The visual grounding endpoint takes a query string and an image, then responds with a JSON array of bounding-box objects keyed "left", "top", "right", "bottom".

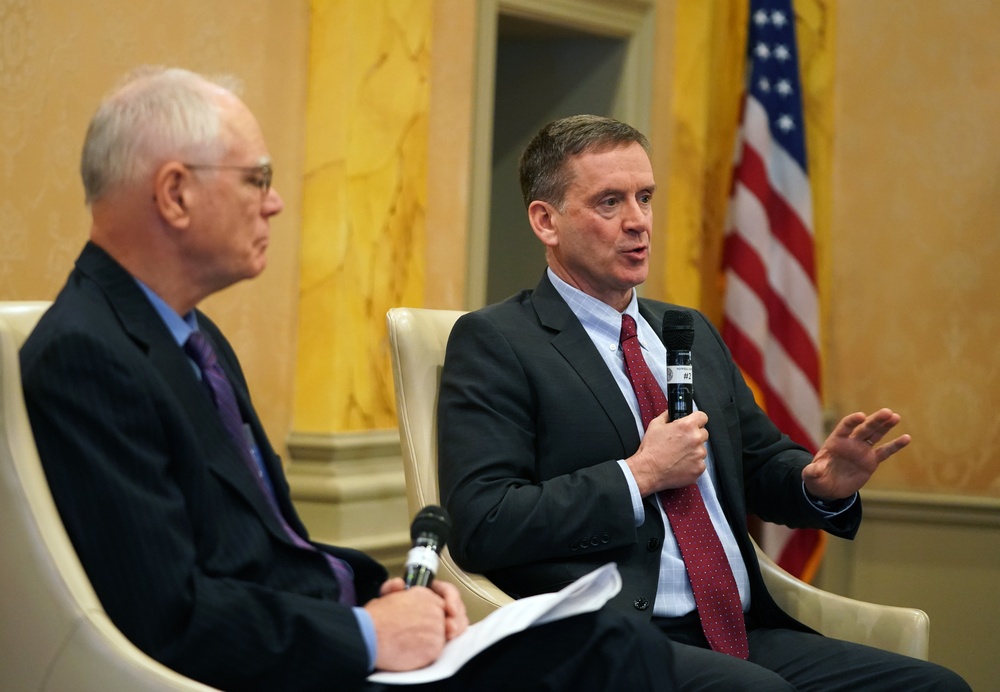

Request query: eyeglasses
[{"left": 184, "top": 162, "right": 273, "bottom": 193}]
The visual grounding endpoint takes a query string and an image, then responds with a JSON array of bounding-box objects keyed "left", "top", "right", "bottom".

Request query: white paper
[{"left": 367, "top": 562, "right": 622, "bottom": 685}]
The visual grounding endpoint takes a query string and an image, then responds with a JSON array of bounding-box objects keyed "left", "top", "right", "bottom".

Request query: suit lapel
[
  {"left": 76, "top": 243, "right": 298, "bottom": 544},
  {"left": 531, "top": 274, "right": 641, "bottom": 454}
]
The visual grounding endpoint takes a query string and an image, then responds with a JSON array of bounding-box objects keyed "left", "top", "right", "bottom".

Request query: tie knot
[
  {"left": 184, "top": 331, "right": 217, "bottom": 371},
  {"left": 620, "top": 314, "right": 638, "bottom": 344}
]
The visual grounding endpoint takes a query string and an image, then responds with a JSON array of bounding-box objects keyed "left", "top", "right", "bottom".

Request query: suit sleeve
[
  {"left": 438, "top": 311, "right": 638, "bottom": 575},
  {"left": 21, "top": 329, "right": 373, "bottom": 691}
]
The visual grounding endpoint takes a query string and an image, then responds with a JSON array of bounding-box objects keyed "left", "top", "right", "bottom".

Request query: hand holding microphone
[
  {"left": 625, "top": 310, "right": 706, "bottom": 496},
  {"left": 366, "top": 505, "right": 462, "bottom": 671}
]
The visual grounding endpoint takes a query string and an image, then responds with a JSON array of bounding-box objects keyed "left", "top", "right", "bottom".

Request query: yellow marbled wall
[
  {"left": 828, "top": 0, "right": 1000, "bottom": 497},
  {"left": 0, "top": 0, "right": 309, "bottom": 457},
  {"left": 293, "top": 0, "right": 429, "bottom": 434}
]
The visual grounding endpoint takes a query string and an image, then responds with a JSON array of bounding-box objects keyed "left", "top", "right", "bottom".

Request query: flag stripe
[
  {"left": 723, "top": 232, "right": 820, "bottom": 389},
  {"left": 733, "top": 128, "right": 815, "bottom": 282},
  {"left": 727, "top": 180, "right": 819, "bottom": 341},
  {"left": 722, "top": 321, "right": 817, "bottom": 452},
  {"left": 721, "top": 281, "right": 822, "bottom": 449},
  {"left": 740, "top": 97, "right": 813, "bottom": 231}
]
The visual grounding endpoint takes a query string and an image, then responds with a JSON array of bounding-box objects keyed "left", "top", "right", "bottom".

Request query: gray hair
[
  {"left": 518, "top": 114, "right": 650, "bottom": 210},
  {"left": 80, "top": 66, "right": 243, "bottom": 204}
]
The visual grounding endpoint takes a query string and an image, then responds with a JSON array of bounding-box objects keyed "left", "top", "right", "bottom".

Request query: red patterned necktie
[
  {"left": 185, "top": 331, "right": 356, "bottom": 606},
  {"left": 619, "top": 314, "right": 749, "bottom": 659}
]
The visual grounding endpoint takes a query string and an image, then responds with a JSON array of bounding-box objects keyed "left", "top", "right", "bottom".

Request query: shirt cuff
[
  {"left": 802, "top": 482, "right": 857, "bottom": 516},
  {"left": 353, "top": 606, "right": 377, "bottom": 671},
  {"left": 617, "top": 459, "right": 645, "bottom": 526}
]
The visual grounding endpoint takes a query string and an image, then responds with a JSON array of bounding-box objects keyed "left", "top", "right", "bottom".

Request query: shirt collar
[
  {"left": 133, "top": 279, "right": 199, "bottom": 347},
  {"left": 547, "top": 267, "right": 642, "bottom": 344}
]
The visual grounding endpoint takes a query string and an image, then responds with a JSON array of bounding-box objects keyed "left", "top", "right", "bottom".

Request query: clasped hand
[{"left": 364, "top": 578, "right": 469, "bottom": 672}]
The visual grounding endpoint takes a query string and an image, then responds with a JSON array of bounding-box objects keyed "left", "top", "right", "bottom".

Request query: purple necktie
[
  {"left": 620, "top": 314, "right": 748, "bottom": 659},
  {"left": 184, "top": 331, "right": 356, "bottom": 606}
]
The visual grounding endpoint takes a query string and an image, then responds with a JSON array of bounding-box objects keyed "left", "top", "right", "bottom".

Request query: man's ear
[
  {"left": 153, "top": 162, "right": 193, "bottom": 229},
  {"left": 528, "top": 200, "right": 560, "bottom": 248}
]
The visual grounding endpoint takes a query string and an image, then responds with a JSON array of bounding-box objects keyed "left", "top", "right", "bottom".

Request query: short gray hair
[
  {"left": 518, "top": 114, "right": 650, "bottom": 210},
  {"left": 80, "top": 66, "right": 242, "bottom": 204}
]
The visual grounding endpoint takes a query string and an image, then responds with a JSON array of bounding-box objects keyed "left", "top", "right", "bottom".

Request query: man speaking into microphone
[{"left": 437, "top": 114, "right": 968, "bottom": 689}]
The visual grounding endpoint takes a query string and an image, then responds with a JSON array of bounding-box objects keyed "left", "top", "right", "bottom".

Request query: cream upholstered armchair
[
  {"left": 0, "top": 302, "right": 216, "bottom": 690},
  {"left": 386, "top": 306, "right": 931, "bottom": 659},
  {"left": 387, "top": 307, "right": 512, "bottom": 624}
]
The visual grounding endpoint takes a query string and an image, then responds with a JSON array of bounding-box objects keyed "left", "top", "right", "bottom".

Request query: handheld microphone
[
  {"left": 662, "top": 310, "right": 694, "bottom": 422},
  {"left": 403, "top": 505, "right": 452, "bottom": 588}
]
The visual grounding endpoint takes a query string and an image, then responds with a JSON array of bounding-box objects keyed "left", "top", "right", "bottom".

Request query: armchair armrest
[{"left": 755, "top": 543, "right": 929, "bottom": 660}]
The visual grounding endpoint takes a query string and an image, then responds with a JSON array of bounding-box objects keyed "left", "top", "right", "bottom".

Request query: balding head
[{"left": 80, "top": 66, "right": 242, "bottom": 204}]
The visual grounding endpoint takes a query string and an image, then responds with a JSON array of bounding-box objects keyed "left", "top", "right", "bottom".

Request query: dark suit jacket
[
  {"left": 438, "top": 273, "right": 860, "bottom": 630},
  {"left": 21, "top": 242, "right": 387, "bottom": 691}
]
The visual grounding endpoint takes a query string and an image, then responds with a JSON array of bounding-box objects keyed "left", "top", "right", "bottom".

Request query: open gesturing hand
[{"left": 802, "top": 408, "right": 911, "bottom": 501}]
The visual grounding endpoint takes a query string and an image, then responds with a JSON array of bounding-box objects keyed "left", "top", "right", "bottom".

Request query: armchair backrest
[
  {"left": 387, "top": 307, "right": 514, "bottom": 622},
  {"left": 0, "top": 301, "right": 215, "bottom": 690}
]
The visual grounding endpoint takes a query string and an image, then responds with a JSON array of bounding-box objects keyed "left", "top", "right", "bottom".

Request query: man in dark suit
[
  {"left": 21, "top": 69, "right": 679, "bottom": 691},
  {"left": 438, "top": 114, "right": 969, "bottom": 690}
]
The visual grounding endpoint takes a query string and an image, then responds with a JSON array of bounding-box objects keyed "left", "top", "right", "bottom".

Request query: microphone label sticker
[
  {"left": 406, "top": 546, "right": 440, "bottom": 573},
  {"left": 666, "top": 365, "right": 692, "bottom": 384}
]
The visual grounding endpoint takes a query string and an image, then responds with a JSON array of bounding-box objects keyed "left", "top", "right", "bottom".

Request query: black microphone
[
  {"left": 662, "top": 310, "right": 694, "bottom": 422},
  {"left": 403, "top": 505, "right": 452, "bottom": 588}
]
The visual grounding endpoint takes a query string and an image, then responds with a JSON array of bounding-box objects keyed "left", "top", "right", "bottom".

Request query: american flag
[{"left": 722, "top": 0, "right": 825, "bottom": 580}]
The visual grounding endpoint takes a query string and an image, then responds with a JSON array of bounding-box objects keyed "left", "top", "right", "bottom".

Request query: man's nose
[
  {"left": 264, "top": 187, "right": 284, "bottom": 217},
  {"left": 622, "top": 198, "right": 651, "bottom": 232}
]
